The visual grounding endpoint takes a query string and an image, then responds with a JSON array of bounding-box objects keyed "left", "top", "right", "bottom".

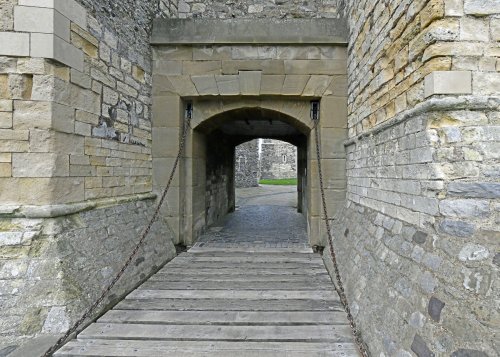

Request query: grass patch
[{"left": 259, "top": 178, "right": 297, "bottom": 185}]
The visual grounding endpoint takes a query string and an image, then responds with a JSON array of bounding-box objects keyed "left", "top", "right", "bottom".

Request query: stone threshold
[{"left": 0, "top": 192, "right": 157, "bottom": 219}]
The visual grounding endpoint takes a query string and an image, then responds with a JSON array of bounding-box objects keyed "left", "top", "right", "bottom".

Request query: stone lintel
[{"left": 151, "top": 19, "right": 348, "bottom": 45}]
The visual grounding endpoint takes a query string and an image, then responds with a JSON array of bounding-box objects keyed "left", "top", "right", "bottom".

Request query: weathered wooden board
[
  {"left": 116, "top": 298, "right": 343, "bottom": 311},
  {"left": 98, "top": 310, "right": 349, "bottom": 325},
  {"left": 127, "top": 289, "right": 338, "bottom": 301},
  {"left": 56, "top": 340, "right": 359, "bottom": 357},
  {"left": 140, "top": 280, "right": 331, "bottom": 290},
  {"left": 78, "top": 323, "right": 353, "bottom": 342}
]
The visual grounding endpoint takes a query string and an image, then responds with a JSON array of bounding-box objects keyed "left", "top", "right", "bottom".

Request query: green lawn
[{"left": 259, "top": 178, "right": 297, "bottom": 185}]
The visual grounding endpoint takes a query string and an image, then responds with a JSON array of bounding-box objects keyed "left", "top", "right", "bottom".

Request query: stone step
[
  {"left": 148, "top": 273, "right": 333, "bottom": 283},
  {"left": 164, "top": 261, "right": 325, "bottom": 269},
  {"left": 55, "top": 340, "right": 359, "bottom": 357},
  {"left": 175, "top": 253, "right": 323, "bottom": 263},
  {"left": 98, "top": 310, "right": 349, "bottom": 325}
]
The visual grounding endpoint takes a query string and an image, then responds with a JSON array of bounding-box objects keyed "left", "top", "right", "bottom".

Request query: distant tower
[{"left": 260, "top": 139, "right": 297, "bottom": 180}]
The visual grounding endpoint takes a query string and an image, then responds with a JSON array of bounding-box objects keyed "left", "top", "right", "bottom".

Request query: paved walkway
[
  {"left": 55, "top": 185, "right": 359, "bottom": 356},
  {"left": 196, "top": 185, "right": 308, "bottom": 247}
]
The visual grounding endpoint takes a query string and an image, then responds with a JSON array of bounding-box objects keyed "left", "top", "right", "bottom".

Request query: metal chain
[
  {"left": 313, "top": 121, "right": 370, "bottom": 357},
  {"left": 42, "top": 116, "right": 191, "bottom": 357}
]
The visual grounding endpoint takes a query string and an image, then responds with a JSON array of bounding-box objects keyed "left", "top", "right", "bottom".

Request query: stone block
[
  {"left": 154, "top": 46, "right": 193, "bottom": 60},
  {"left": 464, "top": 0, "right": 500, "bottom": 15},
  {"left": 281, "top": 75, "right": 309, "bottom": 95},
  {"left": 448, "top": 182, "right": 500, "bottom": 199},
  {"left": 284, "top": 60, "right": 345, "bottom": 75},
  {"left": 152, "top": 95, "right": 181, "bottom": 128},
  {"left": 152, "top": 127, "right": 180, "bottom": 158},
  {"left": 0, "top": 163, "right": 11, "bottom": 177},
  {"left": 492, "top": 19, "right": 500, "bottom": 42},
  {"left": 13, "top": 100, "right": 52, "bottom": 129},
  {"left": 323, "top": 75, "right": 347, "bottom": 96},
  {"left": 260, "top": 75, "right": 285, "bottom": 95},
  {"left": 31, "top": 33, "right": 84, "bottom": 71},
  {"left": 420, "top": 0, "right": 444, "bottom": 28},
  {"left": 320, "top": 97, "right": 347, "bottom": 128},
  {"left": 14, "top": 6, "right": 70, "bottom": 41},
  {"left": 239, "top": 71, "right": 261, "bottom": 95},
  {"left": 153, "top": 60, "right": 182, "bottom": 75},
  {"left": 222, "top": 60, "right": 285, "bottom": 75},
  {"left": 0, "top": 177, "right": 84, "bottom": 204},
  {"left": 153, "top": 158, "right": 179, "bottom": 188},
  {"left": 75, "top": 110, "right": 99, "bottom": 125},
  {"left": 0, "top": 129, "right": 29, "bottom": 141},
  {"left": 12, "top": 153, "right": 69, "bottom": 177},
  {"left": 439, "top": 219, "right": 476, "bottom": 237},
  {"left": 0, "top": 32, "right": 30, "bottom": 56},
  {"left": 183, "top": 61, "right": 221, "bottom": 75},
  {"left": 70, "top": 69, "right": 91, "bottom": 89},
  {"left": 439, "top": 199, "right": 490, "bottom": 218},
  {"left": 19, "top": 0, "right": 87, "bottom": 29},
  {"left": 193, "top": 46, "right": 232, "bottom": 60},
  {"left": 444, "top": 0, "right": 463, "bottom": 16},
  {"left": 302, "top": 75, "right": 333, "bottom": 96},
  {"left": 320, "top": 128, "right": 346, "bottom": 159},
  {"left": 424, "top": 71, "right": 472, "bottom": 97},
  {"left": 166, "top": 76, "right": 198, "bottom": 96},
  {"left": 215, "top": 75, "right": 240, "bottom": 95},
  {"left": 460, "top": 17, "right": 489, "bottom": 42},
  {"left": 0, "top": 112, "right": 12, "bottom": 128},
  {"left": 451, "top": 350, "right": 488, "bottom": 357},
  {"left": 0, "top": 153, "right": 11, "bottom": 162},
  {"left": 428, "top": 296, "right": 445, "bottom": 322},
  {"left": 191, "top": 75, "right": 219, "bottom": 95},
  {"left": 473, "top": 72, "right": 500, "bottom": 96}
]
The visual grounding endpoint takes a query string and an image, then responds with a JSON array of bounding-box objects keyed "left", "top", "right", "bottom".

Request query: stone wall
[
  {"left": 0, "top": 0, "right": 179, "bottom": 349},
  {"left": 260, "top": 139, "right": 297, "bottom": 180},
  {"left": 176, "top": 0, "right": 340, "bottom": 19},
  {"left": 0, "top": 195, "right": 176, "bottom": 350},
  {"left": 323, "top": 0, "right": 499, "bottom": 355},
  {"left": 235, "top": 139, "right": 260, "bottom": 188}
]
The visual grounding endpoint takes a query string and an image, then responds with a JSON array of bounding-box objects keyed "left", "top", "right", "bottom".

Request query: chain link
[
  {"left": 314, "top": 121, "right": 370, "bottom": 357},
  {"left": 42, "top": 116, "right": 191, "bottom": 357}
]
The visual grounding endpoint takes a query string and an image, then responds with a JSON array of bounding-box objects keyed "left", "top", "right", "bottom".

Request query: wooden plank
[
  {"left": 148, "top": 274, "right": 333, "bottom": 283},
  {"left": 154, "top": 267, "right": 328, "bottom": 275},
  {"left": 164, "top": 261, "right": 325, "bottom": 269},
  {"left": 98, "top": 310, "right": 350, "bottom": 325},
  {"left": 115, "top": 298, "right": 343, "bottom": 311},
  {"left": 173, "top": 255, "right": 324, "bottom": 264},
  {"left": 78, "top": 323, "right": 354, "bottom": 342},
  {"left": 188, "top": 247, "right": 313, "bottom": 253},
  {"left": 56, "top": 340, "right": 359, "bottom": 357},
  {"left": 126, "top": 289, "right": 338, "bottom": 301},
  {"left": 140, "top": 280, "right": 330, "bottom": 290},
  {"left": 182, "top": 251, "right": 319, "bottom": 258}
]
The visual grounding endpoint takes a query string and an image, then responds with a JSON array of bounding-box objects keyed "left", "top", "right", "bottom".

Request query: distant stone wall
[
  {"left": 0, "top": 195, "right": 176, "bottom": 349},
  {"left": 235, "top": 139, "right": 260, "bottom": 188},
  {"left": 260, "top": 139, "right": 297, "bottom": 180},
  {"left": 324, "top": 0, "right": 500, "bottom": 356}
]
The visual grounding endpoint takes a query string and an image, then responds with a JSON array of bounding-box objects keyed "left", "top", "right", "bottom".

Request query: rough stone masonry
[{"left": 0, "top": 0, "right": 498, "bottom": 356}]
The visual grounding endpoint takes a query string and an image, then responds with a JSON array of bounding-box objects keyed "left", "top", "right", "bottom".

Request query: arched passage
[{"left": 184, "top": 103, "right": 310, "bottom": 245}]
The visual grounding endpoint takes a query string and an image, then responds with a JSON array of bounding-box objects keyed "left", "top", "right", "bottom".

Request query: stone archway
[{"left": 150, "top": 19, "right": 348, "bottom": 247}]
